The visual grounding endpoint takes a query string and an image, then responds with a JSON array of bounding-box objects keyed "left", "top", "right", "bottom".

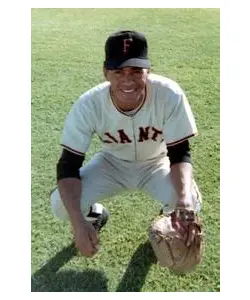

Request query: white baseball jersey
[{"left": 61, "top": 73, "right": 198, "bottom": 161}]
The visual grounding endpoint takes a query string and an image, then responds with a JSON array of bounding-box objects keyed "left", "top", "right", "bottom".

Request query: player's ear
[{"left": 103, "top": 67, "right": 108, "bottom": 80}]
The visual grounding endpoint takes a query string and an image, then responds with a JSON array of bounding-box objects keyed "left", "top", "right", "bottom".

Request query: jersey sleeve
[
  {"left": 163, "top": 91, "right": 198, "bottom": 146},
  {"left": 61, "top": 97, "right": 95, "bottom": 155}
]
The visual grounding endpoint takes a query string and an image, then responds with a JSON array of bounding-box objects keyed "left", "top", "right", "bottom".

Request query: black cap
[{"left": 104, "top": 30, "right": 151, "bottom": 70}]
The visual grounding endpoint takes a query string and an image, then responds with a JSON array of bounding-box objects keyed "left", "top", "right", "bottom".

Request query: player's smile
[
  {"left": 114, "top": 84, "right": 145, "bottom": 108},
  {"left": 116, "top": 87, "right": 141, "bottom": 105},
  {"left": 117, "top": 86, "right": 141, "bottom": 100},
  {"left": 120, "top": 89, "right": 135, "bottom": 93}
]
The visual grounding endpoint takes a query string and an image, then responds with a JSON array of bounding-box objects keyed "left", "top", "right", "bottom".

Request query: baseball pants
[{"left": 51, "top": 152, "right": 202, "bottom": 220}]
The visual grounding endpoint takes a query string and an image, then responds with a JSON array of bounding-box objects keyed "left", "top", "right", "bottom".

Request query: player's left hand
[{"left": 149, "top": 209, "right": 204, "bottom": 273}]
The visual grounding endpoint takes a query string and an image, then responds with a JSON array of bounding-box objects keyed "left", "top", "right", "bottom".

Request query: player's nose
[{"left": 120, "top": 74, "right": 135, "bottom": 85}]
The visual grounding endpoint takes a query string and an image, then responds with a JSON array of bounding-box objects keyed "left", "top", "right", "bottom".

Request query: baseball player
[{"left": 50, "top": 30, "right": 202, "bottom": 258}]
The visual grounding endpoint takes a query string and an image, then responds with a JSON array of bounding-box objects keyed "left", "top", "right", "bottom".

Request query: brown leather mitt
[{"left": 148, "top": 208, "right": 204, "bottom": 274}]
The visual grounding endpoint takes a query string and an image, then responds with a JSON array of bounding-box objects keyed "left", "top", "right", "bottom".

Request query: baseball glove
[{"left": 148, "top": 208, "right": 204, "bottom": 274}]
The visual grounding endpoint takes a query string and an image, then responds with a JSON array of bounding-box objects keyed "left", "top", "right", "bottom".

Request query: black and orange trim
[
  {"left": 61, "top": 144, "right": 85, "bottom": 156},
  {"left": 166, "top": 133, "right": 198, "bottom": 147}
]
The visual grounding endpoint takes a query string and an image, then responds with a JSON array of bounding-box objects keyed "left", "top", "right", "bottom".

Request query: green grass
[{"left": 31, "top": 8, "right": 220, "bottom": 292}]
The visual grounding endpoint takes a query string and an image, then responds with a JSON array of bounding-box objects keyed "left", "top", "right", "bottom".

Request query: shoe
[{"left": 86, "top": 203, "right": 110, "bottom": 232}]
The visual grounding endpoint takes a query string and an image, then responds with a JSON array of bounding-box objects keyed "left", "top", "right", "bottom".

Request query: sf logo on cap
[{"left": 123, "top": 38, "right": 133, "bottom": 54}]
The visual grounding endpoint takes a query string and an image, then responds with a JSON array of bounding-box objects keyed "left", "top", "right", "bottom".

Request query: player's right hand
[{"left": 73, "top": 220, "right": 100, "bottom": 257}]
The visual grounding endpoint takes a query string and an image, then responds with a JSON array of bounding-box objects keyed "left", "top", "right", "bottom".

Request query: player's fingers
[
  {"left": 89, "top": 228, "right": 100, "bottom": 251},
  {"left": 186, "top": 224, "right": 196, "bottom": 247},
  {"left": 75, "top": 238, "right": 95, "bottom": 257},
  {"left": 74, "top": 229, "right": 98, "bottom": 257}
]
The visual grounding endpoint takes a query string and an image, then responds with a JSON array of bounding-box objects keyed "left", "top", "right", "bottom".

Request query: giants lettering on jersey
[{"left": 103, "top": 126, "right": 163, "bottom": 144}]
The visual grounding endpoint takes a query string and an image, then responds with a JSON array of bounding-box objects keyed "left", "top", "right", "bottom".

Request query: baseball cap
[{"left": 104, "top": 30, "right": 151, "bottom": 70}]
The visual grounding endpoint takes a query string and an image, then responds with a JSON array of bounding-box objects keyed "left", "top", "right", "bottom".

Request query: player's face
[{"left": 105, "top": 67, "right": 149, "bottom": 110}]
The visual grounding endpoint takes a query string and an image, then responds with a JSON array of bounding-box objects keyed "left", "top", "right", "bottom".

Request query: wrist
[
  {"left": 69, "top": 211, "right": 86, "bottom": 227},
  {"left": 176, "top": 194, "right": 193, "bottom": 209}
]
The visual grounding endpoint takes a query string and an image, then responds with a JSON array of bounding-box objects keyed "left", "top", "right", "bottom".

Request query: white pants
[{"left": 51, "top": 152, "right": 202, "bottom": 220}]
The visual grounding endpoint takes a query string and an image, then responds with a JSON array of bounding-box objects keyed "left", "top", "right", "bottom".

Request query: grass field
[{"left": 31, "top": 8, "right": 220, "bottom": 292}]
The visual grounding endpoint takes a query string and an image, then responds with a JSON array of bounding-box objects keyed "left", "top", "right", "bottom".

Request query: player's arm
[
  {"left": 163, "top": 85, "right": 198, "bottom": 209},
  {"left": 167, "top": 140, "right": 193, "bottom": 209},
  {"left": 57, "top": 95, "right": 94, "bottom": 225},
  {"left": 57, "top": 148, "right": 86, "bottom": 226}
]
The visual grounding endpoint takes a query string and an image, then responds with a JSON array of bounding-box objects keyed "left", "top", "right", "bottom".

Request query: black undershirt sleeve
[
  {"left": 166, "top": 139, "right": 192, "bottom": 166},
  {"left": 56, "top": 148, "right": 85, "bottom": 181}
]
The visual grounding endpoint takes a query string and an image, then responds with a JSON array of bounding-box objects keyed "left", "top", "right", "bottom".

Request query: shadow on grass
[
  {"left": 31, "top": 242, "right": 108, "bottom": 292},
  {"left": 116, "top": 240, "right": 157, "bottom": 292}
]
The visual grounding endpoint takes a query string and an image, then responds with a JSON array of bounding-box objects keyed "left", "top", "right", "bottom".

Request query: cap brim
[{"left": 105, "top": 58, "right": 151, "bottom": 69}]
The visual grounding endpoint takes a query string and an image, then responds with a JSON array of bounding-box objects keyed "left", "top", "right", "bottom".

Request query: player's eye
[{"left": 134, "top": 69, "right": 143, "bottom": 73}]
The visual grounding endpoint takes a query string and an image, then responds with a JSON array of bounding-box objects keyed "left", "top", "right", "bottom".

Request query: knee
[{"left": 50, "top": 187, "right": 69, "bottom": 221}]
